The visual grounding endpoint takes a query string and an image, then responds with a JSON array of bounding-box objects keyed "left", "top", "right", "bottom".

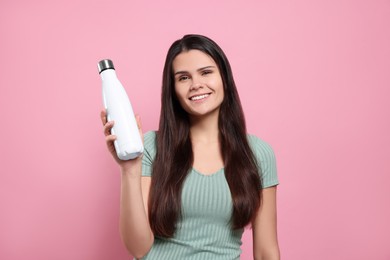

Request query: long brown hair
[{"left": 149, "top": 34, "right": 262, "bottom": 237}]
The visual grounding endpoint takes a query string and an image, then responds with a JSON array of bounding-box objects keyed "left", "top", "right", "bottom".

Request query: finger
[
  {"left": 103, "top": 121, "right": 114, "bottom": 136},
  {"left": 105, "top": 134, "right": 117, "bottom": 143},
  {"left": 135, "top": 114, "right": 142, "bottom": 130},
  {"left": 135, "top": 115, "right": 144, "bottom": 141},
  {"left": 105, "top": 135, "right": 117, "bottom": 153},
  {"left": 100, "top": 109, "right": 107, "bottom": 126}
]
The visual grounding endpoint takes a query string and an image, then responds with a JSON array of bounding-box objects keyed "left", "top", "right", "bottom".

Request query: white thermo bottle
[{"left": 98, "top": 59, "right": 143, "bottom": 160}]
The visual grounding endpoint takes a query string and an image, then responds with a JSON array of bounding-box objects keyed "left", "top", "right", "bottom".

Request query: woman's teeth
[{"left": 190, "top": 94, "right": 210, "bottom": 101}]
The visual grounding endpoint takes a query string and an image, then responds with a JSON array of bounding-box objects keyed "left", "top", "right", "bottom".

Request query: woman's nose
[{"left": 190, "top": 78, "right": 203, "bottom": 90}]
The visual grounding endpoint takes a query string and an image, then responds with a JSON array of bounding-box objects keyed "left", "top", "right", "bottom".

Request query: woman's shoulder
[
  {"left": 142, "top": 131, "right": 157, "bottom": 177},
  {"left": 144, "top": 130, "right": 157, "bottom": 140},
  {"left": 143, "top": 131, "right": 157, "bottom": 148},
  {"left": 247, "top": 134, "right": 275, "bottom": 155},
  {"left": 247, "top": 133, "right": 279, "bottom": 188}
]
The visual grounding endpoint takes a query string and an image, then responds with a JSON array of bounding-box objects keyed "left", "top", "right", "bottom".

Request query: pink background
[{"left": 1, "top": 0, "right": 389, "bottom": 259}]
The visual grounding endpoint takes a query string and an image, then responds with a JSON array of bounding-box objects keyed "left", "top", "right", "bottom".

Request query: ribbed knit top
[{"left": 138, "top": 131, "right": 279, "bottom": 260}]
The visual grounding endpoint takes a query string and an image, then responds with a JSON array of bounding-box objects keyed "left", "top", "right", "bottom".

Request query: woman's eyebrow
[
  {"left": 197, "top": 66, "right": 215, "bottom": 71},
  {"left": 174, "top": 66, "right": 216, "bottom": 76}
]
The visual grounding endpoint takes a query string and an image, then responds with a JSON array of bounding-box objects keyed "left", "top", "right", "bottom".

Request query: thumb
[{"left": 135, "top": 114, "right": 144, "bottom": 142}]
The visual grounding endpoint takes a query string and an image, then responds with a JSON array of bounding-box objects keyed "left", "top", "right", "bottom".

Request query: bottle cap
[{"left": 97, "top": 59, "right": 115, "bottom": 74}]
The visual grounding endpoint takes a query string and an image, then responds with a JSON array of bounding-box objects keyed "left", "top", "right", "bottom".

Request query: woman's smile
[{"left": 189, "top": 93, "right": 211, "bottom": 102}]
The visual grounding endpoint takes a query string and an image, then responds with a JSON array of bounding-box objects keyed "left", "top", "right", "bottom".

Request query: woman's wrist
[{"left": 120, "top": 165, "right": 142, "bottom": 179}]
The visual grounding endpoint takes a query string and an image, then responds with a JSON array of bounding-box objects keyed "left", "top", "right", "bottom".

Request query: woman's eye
[
  {"left": 178, "top": 75, "right": 189, "bottom": 81},
  {"left": 201, "top": 70, "right": 212, "bottom": 76}
]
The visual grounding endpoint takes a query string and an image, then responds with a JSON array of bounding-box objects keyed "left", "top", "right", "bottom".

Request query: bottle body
[{"left": 100, "top": 68, "right": 143, "bottom": 160}]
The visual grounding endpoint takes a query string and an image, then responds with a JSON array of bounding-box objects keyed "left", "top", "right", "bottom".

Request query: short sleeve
[
  {"left": 247, "top": 135, "right": 279, "bottom": 189},
  {"left": 142, "top": 131, "right": 157, "bottom": 177}
]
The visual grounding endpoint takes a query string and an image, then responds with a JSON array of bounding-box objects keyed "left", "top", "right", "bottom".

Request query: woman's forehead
[{"left": 173, "top": 50, "right": 217, "bottom": 73}]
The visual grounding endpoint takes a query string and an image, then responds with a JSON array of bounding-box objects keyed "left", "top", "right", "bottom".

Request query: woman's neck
[{"left": 189, "top": 111, "right": 220, "bottom": 144}]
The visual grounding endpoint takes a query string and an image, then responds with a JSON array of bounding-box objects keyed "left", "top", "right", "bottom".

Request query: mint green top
[{"left": 139, "top": 131, "right": 279, "bottom": 260}]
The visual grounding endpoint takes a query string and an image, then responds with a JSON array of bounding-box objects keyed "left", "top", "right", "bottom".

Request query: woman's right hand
[{"left": 100, "top": 109, "right": 143, "bottom": 175}]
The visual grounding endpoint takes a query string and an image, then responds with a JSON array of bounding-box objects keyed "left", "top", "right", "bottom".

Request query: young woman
[{"left": 101, "top": 34, "right": 280, "bottom": 259}]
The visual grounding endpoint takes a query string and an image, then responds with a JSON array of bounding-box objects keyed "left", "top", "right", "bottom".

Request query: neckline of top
[{"left": 191, "top": 167, "right": 224, "bottom": 177}]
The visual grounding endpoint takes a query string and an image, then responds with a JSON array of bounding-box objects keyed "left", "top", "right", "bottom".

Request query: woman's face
[{"left": 172, "top": 49, "right": 224, "bottom": 119}]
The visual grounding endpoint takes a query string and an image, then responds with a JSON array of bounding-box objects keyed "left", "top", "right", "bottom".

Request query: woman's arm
[
  {"left": 252, "top": 186, "right": 280, "bottom": 260},
  {"left": 101, "top": 110, "right": 154, "bottom": 258},
  {"left": 119, "top": 173, "right": 154, "bottom": 259}
]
